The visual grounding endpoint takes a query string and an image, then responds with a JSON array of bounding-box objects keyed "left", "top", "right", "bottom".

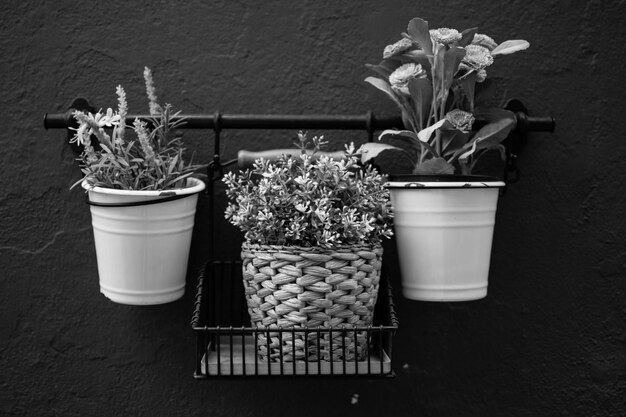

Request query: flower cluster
[
  {"left": 70, "top": 67, "right": 201, "bottom": 190},
  {"left": 364, "top": 17, "right": 529, "bottom": 175},
  {"left": 223, "top": 133, "right": 394, "bottom": 248}
]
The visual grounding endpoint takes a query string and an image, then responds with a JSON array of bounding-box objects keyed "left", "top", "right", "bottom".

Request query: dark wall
[{"left": 1, "top": 1, "right": 624, "bottom": 416}]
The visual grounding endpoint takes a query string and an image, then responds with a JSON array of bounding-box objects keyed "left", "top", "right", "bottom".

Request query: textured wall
[{"left": 1, "top": 1, "right": 624, "bottom": 416}]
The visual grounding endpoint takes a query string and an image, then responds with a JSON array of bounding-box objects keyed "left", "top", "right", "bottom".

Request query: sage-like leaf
[
  {"left": 457, "top": 71, "right": 477, "bottom": 111},
  {"left": 447, "top": 114, "right": 514, "bottom": 163},
  {"left": 491, "top": 40, "right": 530, "bottom": 56},
  {"left": 413, "top": 157, "right": 455, "bottom": 175},
  {"left": 458, "top": 27, "right": 478, "bottom": 47},
  {"left": 366, "top": 58, "right": 403, "bottom": 78},
  {"left": 364, "top": 76, "right": 401, "bottom": 106},
  {"left": 443, "top": 46, "right": 467, "bottom": 91},
  {"left": 380, "top": 58, "right": 403, "bottom": 73},
  {"left": 458, "top": 140, "right": 477, "bottom": 160},
  {"left": 417, "top": 119, "right": 446, "bottom": 142},
  {"left": 408, "top": 77, "right": 433, "bottom": 130},
  {"left": 365, "top": 63, "right": 394, "bottom": 79},
  {"left": 402, "top": 50, "right": 432, "bottom": 72},
  {"left": 406, "top": 18, "right": 433, "bottom": 56},
  {"left": 378, "top": 129, "right": 419, "bottom": 143},
  {"left": 441, "top": 129, "right": 471, "bottom": 156},
  {"left": 360, "top": 142, "right": 403, "bottom": 164},
  {"left": 472, "top": 117, "right": 516, "bottom": 151},
  {"left": 475, "top": 107, "right": 517, "bottom": 124},
  {"left": 474, "top": 78, "right": 496, "bottom": 107}
]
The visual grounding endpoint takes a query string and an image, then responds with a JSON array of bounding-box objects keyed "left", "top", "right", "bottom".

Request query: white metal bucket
[
  {"left": 387, "top": 176, "right": 504, "bottom": 302},
  {"left": 83, "top": 177, "right": 205, "bottom": 305}
]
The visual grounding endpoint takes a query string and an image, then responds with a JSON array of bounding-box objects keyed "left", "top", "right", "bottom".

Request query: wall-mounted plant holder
[{"left": 44, "top": 101, "right": 554, "bottom": 376}]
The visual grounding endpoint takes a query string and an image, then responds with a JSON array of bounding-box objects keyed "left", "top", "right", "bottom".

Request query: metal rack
[
  {"left": 192, "top": 260, "right": 398, "bottom": 377},
  {"left": 44, "top": 98, "right": 555, "bottom": 184},
  {"left": 44, "top": 99, "right": 555, "bottom": 378},
  {"left": 193, "top": 130, "right": 401, "bottom": 378}
]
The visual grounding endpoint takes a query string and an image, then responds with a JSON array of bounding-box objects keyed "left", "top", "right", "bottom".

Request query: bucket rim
[
  {"left": 82, "top": 176, "right": 206, "bottom": 196},
  {"left": 83, "top": 177, "right": 206, "bottom": 208},
  {"left": 386, "top": 174, "right": 505, "bottom": 189}
]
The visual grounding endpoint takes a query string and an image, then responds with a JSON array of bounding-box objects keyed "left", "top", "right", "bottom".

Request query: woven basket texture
[{"left": 241, "top": 243, "right": 383, "bottom": 362}]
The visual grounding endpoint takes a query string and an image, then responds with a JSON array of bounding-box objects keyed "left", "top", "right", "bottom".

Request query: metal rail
[
  {"left": 43, "top": 105, "right": 555, "bottom": 135},
  {"left": 43, "top": 97, "right": 555, "bottom": 184}
]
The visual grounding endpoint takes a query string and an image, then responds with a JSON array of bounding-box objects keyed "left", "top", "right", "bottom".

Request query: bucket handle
[{"left": 86, "top": 192, "right": 197, "bottom": 208}]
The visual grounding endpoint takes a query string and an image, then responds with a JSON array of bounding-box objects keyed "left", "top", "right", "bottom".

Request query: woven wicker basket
[{"left": 240, "top": 243, "right": 383, "bottom": 362}]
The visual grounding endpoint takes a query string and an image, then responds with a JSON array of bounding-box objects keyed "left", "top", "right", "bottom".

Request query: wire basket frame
[
  {"left": 187, "top": 115, "right": 400, "bottom": 377},
  {"left": 192, "top": 260, "right": 398, "bottom": 377}
]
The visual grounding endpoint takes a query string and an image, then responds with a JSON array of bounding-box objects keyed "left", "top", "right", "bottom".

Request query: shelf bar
[
  {"left": 43, "top": 112, "right": 398, "bottom": 131},
  {"left": 43, "top": 111, "right": 555, "bottom": 134}
]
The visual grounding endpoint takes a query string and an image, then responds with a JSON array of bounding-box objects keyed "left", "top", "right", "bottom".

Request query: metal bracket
[
  {"left": 503, "top": 99, "right": 555, "bottom": 185},
  {"left": 44, "top": 98, "right": 96, "bottom": 156}
]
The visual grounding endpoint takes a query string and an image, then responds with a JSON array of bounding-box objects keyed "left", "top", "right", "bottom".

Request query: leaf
[
  {"left": 474, "top": 78, "right": 496, "bottom": 107},
  {"left": 458, "top": 140, "right": 478, "bottom": 160},
  {"left": 365, "top": 76, "right": 417, "bottom": 129},
  {"left": 379, "top": 58, "right": 403, "bottom": 73},
  {"left": 364, "top": 76, "right": 402, "bottom": 107},
  {"left": 491, "top": 40, "right": 530, "bottom": 56},
  {"left": 378, "top": 129, "right": 420, "bottom": 143},
  {"left": 417, "top": 119, "right": 446, "bottom": 142},
  {"left": 408, "top": 77, "right": 433, "bottom": 130},
  {"left": 432, "top": 46, "right": 446, "bottom": 95},
  {"left": 400, "top": 50, "right": 432, "bottom": 72},
  {"left": 413, "top": 157, "right": 455, "bottom": 175},
  {"left": 443, "top": 46, "right": 466, "bottom": 91},
  {"left": 365, "top": 59, "right": 401, "bottom": 78},
  {"left": 163, "top": 172, "right": 195, "bottom": 189},
  {"left": 448, "top": 109, "right": 516, "bottom": 162},
  {"left": 472, "top": 117, "right": 516, "bottom": 151},
  {"left": 457, "top": 71, "right": 477, "bottom": 111},
  {"left": 406, "top": 18, "right": 433, "bottom": 56},
  {"left": 365, "top": 63, "right": 394, "bottom": 79},
  {"left": 401, "top": 112, "right": 414, "bottom": 131},
  {"left": 495, "top": 144, "right": 507, "bottom": 161},
  {"left": 474, "top": 107, "right": 517, "bottom": 123},
  {"left": 441, "top": 129, "right": 471, "bottom": 155},
  {"left": 458, "top": 27, "right": 478, "bottom": 47},
  {"left": 99, "top": 142, "right": 113, "bottom": 154},
  {"left": 167, "top": 153, "right": 179, "bottom": 176},
  {"left": 360, "top": 142, "right": 402, "bottom": 164},
  {"left": 378, "top": 129, "right": 424, "bottom": 157}
]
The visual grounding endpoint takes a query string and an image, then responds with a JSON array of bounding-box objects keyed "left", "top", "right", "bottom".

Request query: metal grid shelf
[{"left": 191, "top": 261, "right": 398, "bottom": 378}]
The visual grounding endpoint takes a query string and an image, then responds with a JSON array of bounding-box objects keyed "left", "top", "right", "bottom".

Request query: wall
[{"left": 1, "top": 1, "right": 624, "bottom": 416}]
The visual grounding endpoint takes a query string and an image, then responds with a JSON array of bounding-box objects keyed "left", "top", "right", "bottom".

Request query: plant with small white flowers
[
  {"left": 223, "top": 132, "right": 394, "bottom": 248},
  {"left": 363, "top": 17, "right": 529, "bottom": 175},
  {"left": 70, "top": 67, "right": 202, "bottom": 190}
]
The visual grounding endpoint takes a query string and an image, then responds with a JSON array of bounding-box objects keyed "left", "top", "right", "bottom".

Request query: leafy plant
[
  {"left": 70, "top": 67, "right": 202, "bottom": 190},
  {"left": 223, "top": 132, "right": 394, "bottom": 247},
  {"left": 363, "top": 17, "right": 529, "bottom": 175}
]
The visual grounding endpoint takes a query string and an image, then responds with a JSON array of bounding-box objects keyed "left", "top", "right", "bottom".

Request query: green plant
[
  {"left": 70, "top": 67, "right": 201, "bottom": 190},
  {"left": 363, "top": 17, "right": 529, "bottom": 175},
  {"left": 223, "top": 133, "right": 394, "bottom": 247}
]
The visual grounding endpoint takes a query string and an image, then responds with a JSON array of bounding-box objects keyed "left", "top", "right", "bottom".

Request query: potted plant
[
  {"left": 70, "top": 67, "right": 205, "bottom": 305},
  {"left": 363, "top": 17, "right": 529, "bottom": 301},
  {"left": 222, "top": 132, "right": 393, "bottom": 362}
]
